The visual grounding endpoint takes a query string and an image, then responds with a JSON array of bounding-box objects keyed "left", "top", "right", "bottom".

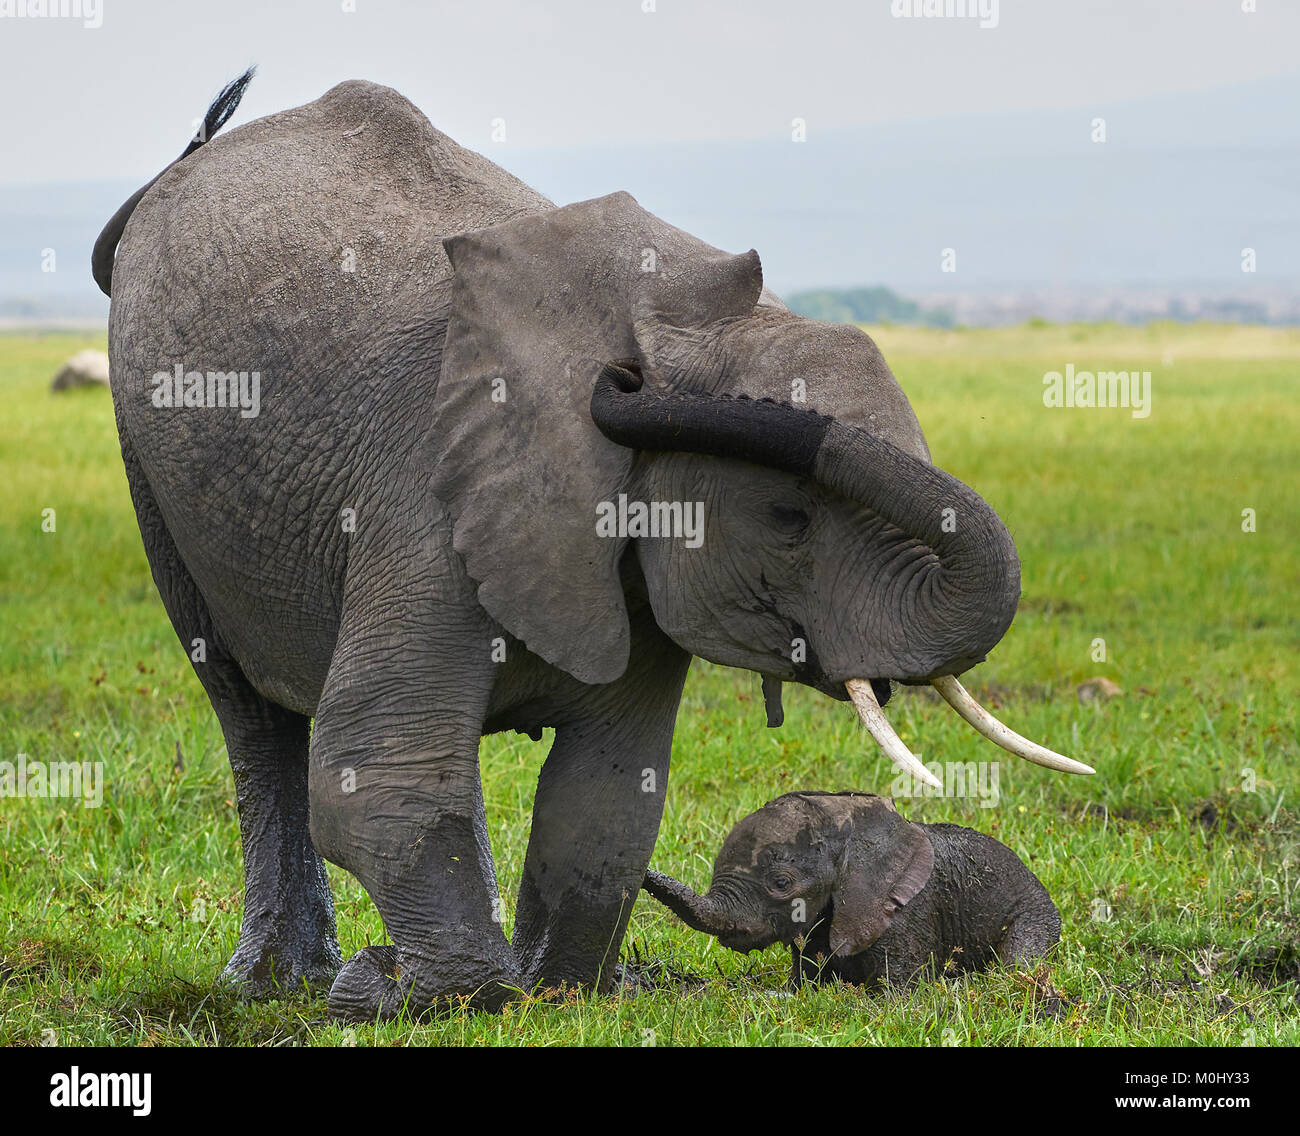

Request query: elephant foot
[
  {"left": 327, "top": 945, "right": 521, "bottom": 1021},
  {"left": 219, "top": 925, "right": 343, "bottom": 999}
]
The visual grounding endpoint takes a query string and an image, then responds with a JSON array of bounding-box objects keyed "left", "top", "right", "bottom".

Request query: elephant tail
[{"left": 92, "top": 67, "right": 256, "bottom": 297}]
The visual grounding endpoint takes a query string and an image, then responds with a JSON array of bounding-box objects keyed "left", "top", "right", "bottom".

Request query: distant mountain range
[
  {"left": 3, "top": 73, "right": 1297, "bottom": 325},
  {"left": 783, "top": 283, "right": 1300, "bottom": 328}
]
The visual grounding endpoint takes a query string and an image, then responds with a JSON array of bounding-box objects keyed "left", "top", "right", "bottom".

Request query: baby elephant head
[{"left": 644, "top": 792, "right": 934, "bottom": 957}]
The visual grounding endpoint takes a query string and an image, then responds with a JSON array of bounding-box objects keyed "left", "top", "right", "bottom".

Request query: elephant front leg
[
  {"left": 512, "top": 653, "right": 690, "bottom": 994},
  {"left": 311, "top": 727, "right": 519, "bottom": 1018},
  {"left": 308, "top": 611, "right": 519, "bottom": 1019}
]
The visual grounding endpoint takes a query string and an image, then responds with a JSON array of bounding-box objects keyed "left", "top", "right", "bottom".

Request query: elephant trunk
[
  {"left": 592, "top": 366, "right": 1091, "bottom": 781},
  {"left": 642, "top": 870, "right": 741, "bottom": 939},
  {"left": 589, "top": 363, "right": 1019, "bottom": 678},
  {"left": 813, "top": 419, "right": 1020, "bottom": 673}
]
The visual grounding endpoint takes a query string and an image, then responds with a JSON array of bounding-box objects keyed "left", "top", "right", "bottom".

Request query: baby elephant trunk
[{"left": 642, "top": 870, "right": 740, "bottom": 938}]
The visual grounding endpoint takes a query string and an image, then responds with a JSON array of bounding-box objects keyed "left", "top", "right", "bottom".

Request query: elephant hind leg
[
  {"left": 995, "top": 904, "right": 1061, "bottom": 968},
  {"left": 118, "top": 423, "right": 341, "bottom": 996},
  {"left": 216, "top": 703, "right": 343, "bottom": 995}
]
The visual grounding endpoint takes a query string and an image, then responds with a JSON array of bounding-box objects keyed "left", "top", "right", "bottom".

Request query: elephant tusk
[
  {"left": 930, "top": 675, "right": 1096, "bottom": 775},
  {"left": 845, "top": 679, "right": 942, "bottom": 789}
]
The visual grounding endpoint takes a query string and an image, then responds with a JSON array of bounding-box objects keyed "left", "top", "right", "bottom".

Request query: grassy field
[{"left": 1, "top": 324, "right": 1297, "bottom": 1046}]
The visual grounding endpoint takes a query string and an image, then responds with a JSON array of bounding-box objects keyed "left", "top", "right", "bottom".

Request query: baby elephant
[{"left": 643, "top": 791, "right": 1059, "bottom": 988}]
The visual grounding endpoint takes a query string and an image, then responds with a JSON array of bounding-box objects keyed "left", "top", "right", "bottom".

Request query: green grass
[{"left": 1, "top": 324, "right": 1297, "bottom": 1046}]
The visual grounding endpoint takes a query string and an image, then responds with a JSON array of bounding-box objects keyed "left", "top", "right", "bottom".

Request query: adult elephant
[{"left": 92, "top": 73, "right": 1090, "bottom": 1019}]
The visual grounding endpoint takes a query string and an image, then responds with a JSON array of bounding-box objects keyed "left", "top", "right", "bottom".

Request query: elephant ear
[
  {"left": 432, "top": 192, "right": 763, "bottom": 683},
  {"left": 828, "top": 796, "right": 935, "bottom": 957}
]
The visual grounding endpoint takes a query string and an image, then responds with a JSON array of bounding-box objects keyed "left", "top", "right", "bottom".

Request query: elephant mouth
[
  {"left": 716, "top": 928, "right": 777, "bottom": 953},
  {"left": 811, "top": 671, "right": 893, "bottom": 708}
]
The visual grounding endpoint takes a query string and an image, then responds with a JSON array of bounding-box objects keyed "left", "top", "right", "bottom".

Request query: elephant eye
[
  {"left": 768, "top": 503, "right": 810, "bottom": 534},
  {"left": 771, "top": 873, "right": 796, "bottom": 893}
]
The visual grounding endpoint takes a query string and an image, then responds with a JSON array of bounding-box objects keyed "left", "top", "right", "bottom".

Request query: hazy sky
[{"left": 2, "top": 0, "right": 1298, "bottom": 184}]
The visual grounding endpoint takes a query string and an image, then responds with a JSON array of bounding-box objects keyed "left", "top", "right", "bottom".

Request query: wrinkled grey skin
[
  {"left": 95, "top": 78, "right": 1025, "bottom": 1019},
  {"left": 643, "top": 792, "right": 1059, "bottom": 987}
]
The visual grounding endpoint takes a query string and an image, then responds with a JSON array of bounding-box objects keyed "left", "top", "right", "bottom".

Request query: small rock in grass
[
  {"left": 1076, "top": 676, "right": 1123, "bottom": 703},
  {"left": 50, "top": 349, "right": 110, "bottom": 392}
]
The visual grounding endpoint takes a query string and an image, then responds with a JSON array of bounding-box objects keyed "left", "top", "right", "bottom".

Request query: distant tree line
[{"left": 785, "top": 286, "right": 956, "bottom": 327}]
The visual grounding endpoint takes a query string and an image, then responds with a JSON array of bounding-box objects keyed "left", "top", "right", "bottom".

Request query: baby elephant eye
[{"left": 771, "top": 873, "right": 796, "bottom": 893}]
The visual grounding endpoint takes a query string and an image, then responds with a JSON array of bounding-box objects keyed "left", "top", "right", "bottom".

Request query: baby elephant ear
[{"left": 829, "top": 797, "right": 935, "bottom": 957}]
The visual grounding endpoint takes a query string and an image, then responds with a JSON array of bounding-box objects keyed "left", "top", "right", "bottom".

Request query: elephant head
[
  {"left": 432, "top": 191, "right": 1090, "bottom": 781},
  {"left": 642, "top": 792, "right": 933, "bottom": 956}
]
